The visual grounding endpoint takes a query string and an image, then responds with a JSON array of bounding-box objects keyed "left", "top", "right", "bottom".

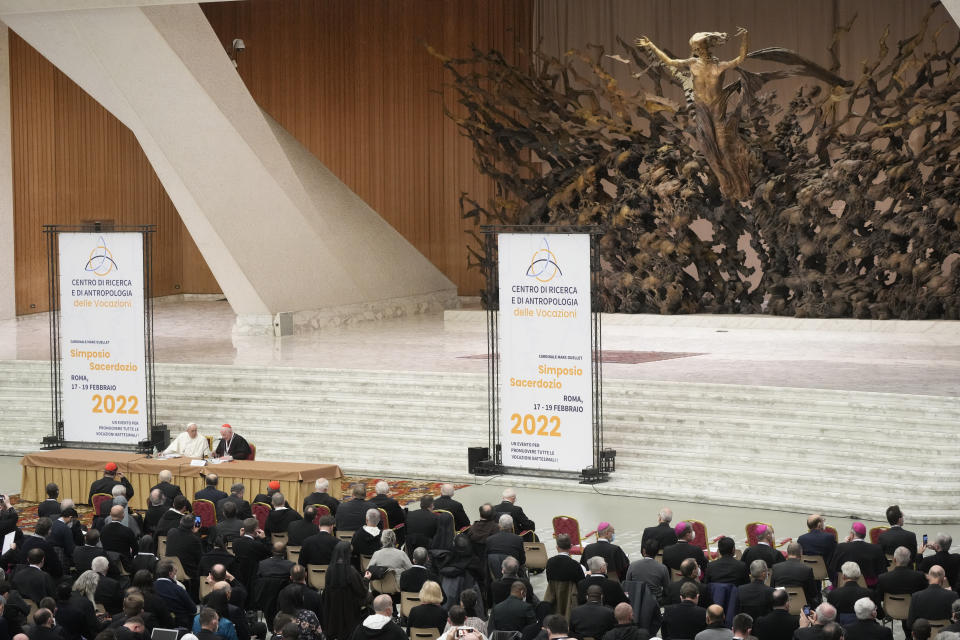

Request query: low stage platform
[
  {"left": 1, "top": 300, "right": 958, "bottom": 523},
  {"left": 20, "top": 448, "right": 343, "bottom": 510}
]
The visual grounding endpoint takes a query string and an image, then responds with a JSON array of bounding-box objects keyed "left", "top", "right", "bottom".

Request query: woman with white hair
[
  {"left": 64, "top": 570, "right": 100, "bottom": 640},
  {"left": 366, "top": 529, "right": 412, "bottom": 579}
]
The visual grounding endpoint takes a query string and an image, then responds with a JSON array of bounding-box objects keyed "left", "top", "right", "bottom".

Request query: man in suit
[
  {"left": 830, "top": 523, "right": 887, "bottom": 588},
  {"left": 466, "top": 503, "right": 500, "bottom": 547},
  {"left": 742, "top": 526, "right": 785, "bottom": 571},
  {"left": 155, "top": 495, "right": 191, "bottom": 539},
  {"left": 739, "top": 560, "right": 775, "bottom": 620},
  {"left": 493, "top": 488, "right": 536, "bottom": 535},
  {"left": 940, "top": 601, "right": 960, "bottom": 635},
  {"left": 88, "top": 462, "right": 135, "bottom": 504},
  {"left": 154, "top": 560, "right": 197, "bottom": 628},
  {"left": 878, "top": 506, "right": 918, "bottom": 568},
  {"left": 91, "top": 555, "right": 124, "bottom": 615},
  {"left": 433, "top": 483, "right": 470, "bottom": 531},
  {"left": 73, "top": 529, "right": 107, "bottom": 574},
  {"left": 143, "top": 490, "right": 168, "bottom": 536},
  {"left": 399, "top": 547, "right": 440, "bottom": 594},
  {"left": 666, "top": 558, "right": 711, "bottom": 606},
  {"left": 662, "top": 581, "right": 708, "bottom": 640},
  {"left": 258, "top": 541, "right": 295, "bottom": 577},
  {"left": 773, "top": 543, "right": 820, "bottom": 606},
  {"left": 50, "top": 507, "right": 78, "bottom": 558},
  {"left": 11, "top": 548, "right": 55, "bottom": 603},
  {"left": 200, "top": 540, "right": 237, "bottom": 578},
  {"left": 195, "top": 474, "right": 228, "bottom": 504},
  {"left": 827, "top": 562, "right": 877, "bottom": 618},
  {"left": 28, "top": 608, "right": 61, "bottom": 640},
  {"left": 150, "top": 470, "right": 182, "bottom": 504},
  {"left": 101, "top": 506, "right": 138, "bottom": 561},
  {"left": 578, "top": 556, "right": 628, "bottom": 607},
  {"left": 642, "top": 507, "right": 679, "bottom": 552},
  {"left": 489, "top": 581, "right": 537, "bottom": 632},
  {"left": 753, "top": 588, "right": 799, "bottom": 640},
  {"left": 287, "top": 506, "right": 319, "bottom": 546},
  {"left": 547, "top": 534, "right": 587, "bottom": 583},
  {"left": 605, "top": 602, "right": 652, "bottom": 640},
  {"left": 486, "top": 514, "right": 527, "bottom": 567},
  {"left": 265, "top": 492, "right": 302, "bottom": 536},
  {"left": 626, "top": 538, "right": 671, "bottom": 604},
  {"left": 369, "top": 481, "right": 406, "bottom": 531},
  {"left": 490, "top": 556, "right": 536, "bottom": 605},
  {"left": 301, "top": 478, "right": 339, "bottom": 516},
  {"left": 18, "top": 518, "right": 62, "bottom": 579},
  {"left": 876, "top": 546, "right": 927, "bottom": 601},
  {"left": 405, "top": 495, "right": 439, "bottom": 553},
  {"left": 571, "top": 585, "right": 618, "bottom": 640},
  {"left": 213, "top": 424, "right": 252, "bottom": 460},
  {"left": 232, "top": 517, "right": 271, "bottom": 589},
  {"left": 798, "top": 515, "right": 837, "bottom": 564},
  {"left": 212, "top": 501, "right": 244, "bottom": 543},
  {"left": 919, "top": 534, "right": 960, "bottom": 588},
  {"left": 908, "top": 565, "right": 959, "bottom": 630},
  {"left": 794, "top": 604, "right": 837, "bottom": 640},
  {"left": 165, "top": 514, "right": 203, "bottom": 579},
  {"left": 335, "top": 483, "right": 375, "bottom": 533},
  {"left": 581, "top": 522, "right": 630, "bottom": 581},
  {"left": 706, "top": 537, "right": 749, "bottom": 586},
  {"left": 664, "top": 522, "right": 708, "bottom": 574},
  {"left": 217, "top": 483, "right": 253, "bottom": 521},
  {"left": 37, "top": 484, "right": 60, "bottom": 519},
  {"left": 844, "top": 597, "right": 892, "bottom": 640},
  {"left": 298, "top": 515, "right": 338, "bottom": 568}
]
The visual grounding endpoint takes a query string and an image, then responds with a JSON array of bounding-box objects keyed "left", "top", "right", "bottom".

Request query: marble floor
[{"left": 1, "top": 299, "right": 959, "bottom": 395}]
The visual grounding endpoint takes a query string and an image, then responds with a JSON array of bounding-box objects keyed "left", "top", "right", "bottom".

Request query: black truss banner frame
[
  {"left": 478, "top": 225, "right": 609, "bottom": 483},
  {"left": 44, "top": 224, "right": 158, "bottom": 453}
]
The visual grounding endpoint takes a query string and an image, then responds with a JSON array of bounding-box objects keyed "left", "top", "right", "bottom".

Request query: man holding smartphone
[{"left": 0, "top": 494, "right": 18, "bottom": 538}]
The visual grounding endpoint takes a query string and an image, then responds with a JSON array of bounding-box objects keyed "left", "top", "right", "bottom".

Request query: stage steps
[{"left": 1, "top": 360, "right": 959, "bottom": 522}]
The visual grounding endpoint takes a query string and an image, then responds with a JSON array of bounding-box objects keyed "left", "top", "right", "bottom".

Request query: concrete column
[{"left": 0, "top": 22, "right": 15, "bottom": 320}]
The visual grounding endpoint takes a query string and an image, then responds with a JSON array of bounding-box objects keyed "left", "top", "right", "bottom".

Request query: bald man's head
[
  {"left": 110, "top": 505, "right": 125, "bottom": 520},
  {"left": 586, "top": 585, "right": 604, "bottom": 603},
  {"left": 707, "top": 605, "right": 724, "bottom": 624}
]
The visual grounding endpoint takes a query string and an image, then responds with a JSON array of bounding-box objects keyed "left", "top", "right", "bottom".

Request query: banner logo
[
  {"left": 84, "top": 236, "right": 119, "bottom": 277},
  {"left": 525, "top": 238, "right": 563, "bottom": 282}
]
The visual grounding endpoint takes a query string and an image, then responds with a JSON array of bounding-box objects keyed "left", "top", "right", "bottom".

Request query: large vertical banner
[
  {"left": 59, "top": 233, "right": 148, "bottom": 444},
  {"left": 498, "top": 233, "right": 592, "bottom": 472}
]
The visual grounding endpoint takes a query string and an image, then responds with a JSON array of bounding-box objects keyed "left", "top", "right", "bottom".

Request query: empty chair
[
  {"left": 409, "top": 628, "right": 440, "bottom": 640},
  {"left": 306, "top": 564, "right": 328, "bottom": 591}
]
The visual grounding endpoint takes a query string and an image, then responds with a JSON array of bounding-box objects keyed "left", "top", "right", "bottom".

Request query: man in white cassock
[{"left": 163, "top": 423, "right": 210, "bottom": 458}]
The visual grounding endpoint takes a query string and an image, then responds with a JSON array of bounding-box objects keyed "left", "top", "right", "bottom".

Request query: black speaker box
[{"left": 468, "top": 446, "right": 489, "bottom": 474}]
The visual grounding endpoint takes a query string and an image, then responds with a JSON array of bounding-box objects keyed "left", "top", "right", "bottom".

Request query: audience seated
[
  {"left": 752, "top": 588, "right": 799, "bottom": 640},
  {"left": 335, "top": 484, "right": 376, "bottom": 534},
  {"left": 843, "top": 597, "right": 892, "bottom": 640},
  {"left": 877, "top": 506, "right": 918, "bottom": 567},
  {"left": 666, "top": 557, "right": 711, "bottom": 606},
  {"left": 908, "top": 566, "right": 959, "bottom": 631},
  {"left": 19, "top": 519, "right": 62, "bottom": 579},
  {"left": 302, "top": 478, "right": 339, "bottom": 516},
  {"left": 625, "top": 538, "right": 670, "bottom": 604},
  {"left": 741, "top": 526, "right": 785, "bottom": 571},
  {"left": 369, "top": 481, "right": 406, "bottom": 532},
  {"left": 830, "top": 524, "right": 887, "bottom": 587},
  {"left": 439, "top": 603, "right": 487, "bottom": 640},
  {"left": 433, "top": 484, "right": 469, "bottom": 531},
  {"left": 493, "top": 489, "right": 536, "bottom": 535},
  {"left": 489, "top": 581, "right": 536, "bottom": 633},
  {"left": 695, "top": 605, "right": 733, "bottom": 640},
  {"left": 407, "top": 581, "right": 447, "bottom": 633},
  {"left": 405, "top": 495, "right": 439, "bottom": 554},
  {"left": 367, "top": 529, "right": 411, "bottom": 579},
  {"left": 664, "top": 521, "right": 708, "bottom": 574},
  {"left": 259, "top": 541, "right": 295, "bottom": 578},
  {"left": 350, "top": 593, "right": 406, "bottom": 640},
  {"left": 265, "top": 492, "right": 303, "bottom": 536},
  {"left": 706, "top": 537, "right": 749, "bottom": 586},
  {"left": 232, "top": 517, "right": 271, "bottom": 588},
  {"left": 466, "top": 504, "right": 499, "bottom": 547},
  {"left": 156, "top": 495, "right": 192, "bottom": 539},
  {"left": 12, "top": 548, "right": 55, "bottom": 603},
  {"left": 571, "top": 584, "right": 618, "bottom": 640},
  {"left": 795, "top": 604, "right": 837, "bottom": 640},
  {"left": 876, "top": 546, "right": 926, "bottom": 602},
  {"left": 738, "top": 560, "right": 775, "bottom": 620},
  {"left": 166, "top": 513, "right": 204, "bottom": 579},
  {"left": 827, "top": 562, "right": 877, "bottom": 621},
  {"left": 89, "top": 463, "right": 135, "bottom": 505},
  {"left": 919, "top": 534, "right": 960, "bottom": 589},
  {"left": 91, "top": 555, "right": 124, "bottom": 615},
  {"left": 350, "top": 509, "right": 383, "bottom": 566},
  {"left": 322, "top": 540, "right": 367, "bottom": 640},
  {"left": 36, "top": 485, "right": 60, "bottom": 519},
  {"left": 581, "top": 522, "right": 630, "bottom": 582},
  {"left": 604, "top": 601, "right": 651, "bottom": 640},
  {"left": 491, "top": 556, "right": 535, "bottom": 606},
  {"left": 797, "top": 515, "right": 837, "bottom": 562},
  {"left": 443, "top": 591, "right": 488, "bottom": 637},
  {"left": 212, "top": 501, "right": 244, "bottom": 544},
  {"left": 662, "top": 581, "right": 708, "bottom": 640},
  {"left": 399, "top": 547, "right": 440, "bottom": 595},
  {"left": 485, "top": 514, "right": 527, "bottom": 569},
  {"left": 149, "top": 470, "right": 181, "bottom": 504},
  {"left": 287, "top": 506, "right": 319, "bottom": 546},
  {"left": 218, "top": 483, "right": 253, "bottom": 521},
  {"left": 547, "top": 534, "right": 587, "bottom": 583},
  {"left": 578, "top": 556, "right": 628, "bottom": 607},
  {"left": 772, "top": 542, "right": 820, "bottom": 606},
  {"left": 298, "top": 515, "right": 339, "bottom": 568},
  {"left": 195, "top": 474, "right": 229, "bottom": 505},
  {"left": 641, "top": 508, "right": 678, "bottom": 551}
]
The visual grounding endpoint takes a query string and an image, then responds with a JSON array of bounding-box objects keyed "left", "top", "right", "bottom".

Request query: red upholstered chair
[
  {"left": 194, "top": 499, "right": 217, "bottom": 528},
  {"left": 688, "top": 519, "right": 719, "bottom": 560},
  {"left": 378, "top": 507, "right": 390, "bottom": 529},
  {"left": 247, "top": 443, "right": 256, "bottom": 461},
  {"left": 310, "top": 504, "right": 331, "bottom": 524},
  {"left": 91, "top": 493, "right": 112, "bottom": 514},
  {"left": 825, "top": 526, "right": 839, "bottom": 541},
  {"left": 252, "top": 502, "right": 270, "bottom": 530},
  {"left": 552, "top": 516, "right": 596, "bottom": 555},
  {"left": 745, "top": 521, "right": 793, "bottom": 556},
  {"left": 869, "top": 526, "right": 888, "bottom": 545}
]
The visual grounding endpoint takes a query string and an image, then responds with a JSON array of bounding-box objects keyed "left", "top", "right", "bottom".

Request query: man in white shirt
[{"left": 163, "top": 423, "right": 209, "bottom": 458}]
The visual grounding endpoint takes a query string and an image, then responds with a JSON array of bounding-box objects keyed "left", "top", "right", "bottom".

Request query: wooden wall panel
[
  {"left": 9, "top": 33, "right": 221, "bottom": 316},
  {"left": 201, "top": 0, "right": 534, "bottom": 298}
]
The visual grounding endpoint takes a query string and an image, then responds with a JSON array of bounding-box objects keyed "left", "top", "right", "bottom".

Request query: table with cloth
[{"left": 20, "top": 449, "right": 343, "bottom": 510}]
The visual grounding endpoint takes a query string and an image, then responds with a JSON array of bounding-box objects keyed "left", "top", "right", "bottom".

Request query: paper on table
[
  {"left": 2, "top": 531, "right": 14, "bottom": 554},
  {"left": 189, "top": 459, "right": 206, "bottom": 467}
]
